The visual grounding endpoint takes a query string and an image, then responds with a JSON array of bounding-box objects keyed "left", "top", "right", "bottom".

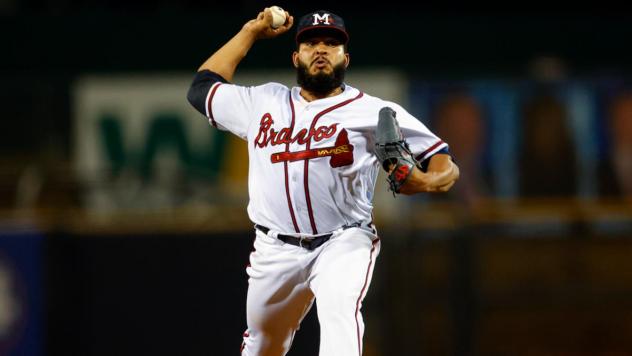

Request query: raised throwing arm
[{"left": 196, "top": 8, "right": 294, "bottom": 81}]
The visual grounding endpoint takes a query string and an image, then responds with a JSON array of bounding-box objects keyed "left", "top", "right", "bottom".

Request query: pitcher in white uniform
[{"left": 187, "top": 8, "right": 460, "bottom": 356}]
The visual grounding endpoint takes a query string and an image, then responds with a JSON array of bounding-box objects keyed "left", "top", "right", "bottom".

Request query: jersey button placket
[
  {"left": 291, "top": 170, "right": 299, "bottom": 211},
  {"left": 286, "top": 142, "right": 304, "bottom": 230},
  {"left": 291, "top": 130, "right": 310, "bottom": 231}
]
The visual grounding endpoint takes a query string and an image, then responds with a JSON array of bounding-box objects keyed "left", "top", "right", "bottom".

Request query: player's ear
[
  {"left": 344, "top": 53, "right": 350, "bottom": 68},
  {"left": 292, "top": 51, "right": 299, "bottom": 68}
]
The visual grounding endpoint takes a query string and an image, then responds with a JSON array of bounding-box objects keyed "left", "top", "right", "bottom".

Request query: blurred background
[{"left": 2, "top": 1, "right": 632, "bottom": 355}]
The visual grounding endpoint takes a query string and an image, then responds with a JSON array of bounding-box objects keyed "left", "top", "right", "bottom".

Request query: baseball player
[{"left": 187, "top": 8, "right": 459, "bottom": 356}]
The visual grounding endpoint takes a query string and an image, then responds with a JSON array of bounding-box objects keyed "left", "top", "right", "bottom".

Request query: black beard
[{"left": 296, "top": 60, "right": 346, "bottom": 95}]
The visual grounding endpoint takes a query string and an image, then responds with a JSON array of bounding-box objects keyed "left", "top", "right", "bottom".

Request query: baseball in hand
[{"left": 269, "top": 6, "right": 287, "bottom": 28}]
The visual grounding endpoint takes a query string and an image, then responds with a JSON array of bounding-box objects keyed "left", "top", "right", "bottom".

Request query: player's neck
[{"left": 299, "top": 86, "right": 344, "bottom": 102}]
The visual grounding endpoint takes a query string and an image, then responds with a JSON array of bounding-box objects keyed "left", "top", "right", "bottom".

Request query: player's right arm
[
  {"left": 186, "top": 8, "right": 293, "bottom": 138},
  {"left": 197, "top": 8, "right": 293, "bottom": 81}
]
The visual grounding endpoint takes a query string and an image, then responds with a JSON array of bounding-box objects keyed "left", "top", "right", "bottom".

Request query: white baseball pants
[{"left": 240, "top": 226, "right": 380, "bottom": 356}]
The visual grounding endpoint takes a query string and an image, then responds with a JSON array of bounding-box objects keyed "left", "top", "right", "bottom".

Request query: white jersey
[{"left": 204, "top": 82, "right": 447, "bottom": 235}]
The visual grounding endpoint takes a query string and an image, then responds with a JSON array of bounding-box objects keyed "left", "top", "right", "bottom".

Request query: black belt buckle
[
  {"left": 296, "top": 233, "right": 331, "bottom": 250},
  {"left": 298, "top": 235, "right": 308, "bottom": 249},
  {"left": 255, "top": 224, "right": 332, "bottom": 250}
]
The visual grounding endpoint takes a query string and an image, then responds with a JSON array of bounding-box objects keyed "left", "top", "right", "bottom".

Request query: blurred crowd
[{"left": 421, "top": 74, "right": 632, "bottom": 207}]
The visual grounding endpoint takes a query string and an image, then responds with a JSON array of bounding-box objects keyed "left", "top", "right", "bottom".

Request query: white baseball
[{"left": 269, "top": 6, "right": 286, "bottom": 28}]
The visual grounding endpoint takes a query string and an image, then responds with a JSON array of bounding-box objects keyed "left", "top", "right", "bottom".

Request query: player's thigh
[
  {"left": 309, "top": 228, "right": 380, "bottom": 303},
  {"left": 246, "top": 233, "right": 315, "bottom": 334}
]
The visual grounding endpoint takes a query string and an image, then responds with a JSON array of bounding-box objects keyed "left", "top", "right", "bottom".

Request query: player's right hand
[{"left": 243, "top": 8, "right": 294, "bottom": 40}]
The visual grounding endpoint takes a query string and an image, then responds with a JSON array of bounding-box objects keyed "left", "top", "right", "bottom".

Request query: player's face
[
  {"left": 293, "top": 36, "right": 349, "bottom": 94},
  {"left": 293, "top": 36, "right": 349, "bottom": 75}
]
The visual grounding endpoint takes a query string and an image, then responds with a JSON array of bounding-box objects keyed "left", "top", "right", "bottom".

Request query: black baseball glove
[{"left": 374, "top": 107, "right": 420, "bottom": 194}]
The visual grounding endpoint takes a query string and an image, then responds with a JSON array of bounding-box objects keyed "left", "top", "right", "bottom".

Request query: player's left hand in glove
[{"left": 374, "top": 107, "right": 420, "bottom": 194}]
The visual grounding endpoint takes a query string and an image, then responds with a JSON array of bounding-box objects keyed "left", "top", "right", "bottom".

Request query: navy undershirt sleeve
[
  {"left": 186, "top": 70, "right": 229, "bottom": 116},
  {"left": 419, "top": 147, "right": 452, "bottom": 172}
]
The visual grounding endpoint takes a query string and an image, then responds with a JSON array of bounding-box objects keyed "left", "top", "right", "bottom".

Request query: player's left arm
[
  {"left": 375, "top": 104, "right": 459, "bottom": 195},
  {"left": 397, "top": 153, "right": 460, "bottom": 195}
]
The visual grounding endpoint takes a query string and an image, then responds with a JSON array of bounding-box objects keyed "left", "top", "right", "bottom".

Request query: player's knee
[
  {"left": 316, "top": 293, "right": 358, "bottom": 322},
  {"left": 243, "top": 329, "right": 291, "bottom": 356},
  {"left": 248, "top": 315, "right": 294, "bottom": 345},
  {"left": 249, "top": 315, "right": 284, "bottom": 337}
]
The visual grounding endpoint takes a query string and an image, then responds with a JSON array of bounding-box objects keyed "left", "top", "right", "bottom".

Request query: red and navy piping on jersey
[
  {"left": 355, "top": 238, "right": 379, "bottom": 355},
  {"left": 285, "top": 94, "right": 301, "bottom": 233},
  {"left": 302, "top": 91, "right": 364, "bottom": 234},
  {"left": 205, "top": 83, "right": 222, "bottom": 128},
  {"left": 415, "top": 140, "right": 447, "bottom": 162},
  {"left": 186, "top": 70, "right": 228, "bottom": 122},
  {"left": 416, "top": 141, "right": 450, "bottom": 171}
]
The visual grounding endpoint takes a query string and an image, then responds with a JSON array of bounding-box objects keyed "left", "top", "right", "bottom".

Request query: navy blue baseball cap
[{"left": 295, "top": 10, "right": 349, "bottom": 45}]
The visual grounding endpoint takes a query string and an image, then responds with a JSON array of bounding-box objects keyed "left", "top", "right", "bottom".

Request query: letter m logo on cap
[{"left": 312, "top": 13, "right": 332, "bottom": 25}]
